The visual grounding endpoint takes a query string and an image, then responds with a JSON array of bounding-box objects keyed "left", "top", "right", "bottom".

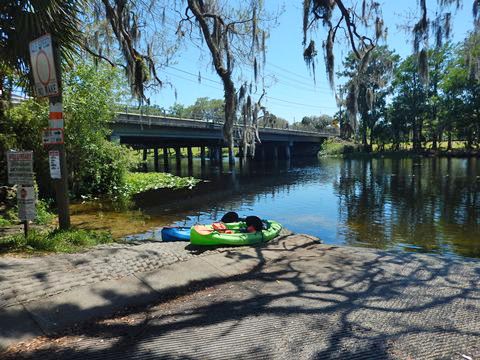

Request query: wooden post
[
  {"left": 23, "top": 220, "right": 29, "bottom": 238},
  {"left": 200, "top": 146, "right": 206, "bottom": 166},
  {"left": 50, "top": 41, "right": 70, "bottom": 230},
  {"left": 163, "top": 147, "right": 169, "bottom": 170},
  {"left": 153, "top": 147, "right": 159, "bottom": 172}
]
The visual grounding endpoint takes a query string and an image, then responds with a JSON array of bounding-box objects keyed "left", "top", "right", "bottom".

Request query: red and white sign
[
  {"left": 49, "top": 102, "right": 63, "bottom": 128},
  {"left": 48, "top": 150, "right": 61, "bottom": 179},
  {"left": 42, "top": 128, "right": 64, "bottom": 145},
  {"left": 29, "top": 34, "right": 59, "bottom": 97}
]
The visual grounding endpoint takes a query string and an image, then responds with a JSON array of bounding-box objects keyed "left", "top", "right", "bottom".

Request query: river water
[{"left": 72, "top": 156, "right": 480, "bottom": 258}]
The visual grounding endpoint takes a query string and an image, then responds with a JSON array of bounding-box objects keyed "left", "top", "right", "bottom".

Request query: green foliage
[
  {"left": 1, "top": 99, "right": 50, "bottom": 186},
  {"left": 294, "top": 115, "right": 333, "bottom": 131},
  {"left": 63, "top": 61, "right": 138, "bottom": 198},
  {"left": 35, "top": 199, "right": 55, "bottom": 225},
  {"left": 0, "top": 1, "right": 85, "bottom": 92},
  {"left": 0, "top": 216, "right": 12, "bottom": 226},
  {"left": 319, "top": 139, "right": 361, "bottom": 157},
  {"left": 1, "top": 60, "right": 139, "bottom": 202},
  {"left": 0, "top": 198, "right": 55, "bottom": 226},
  {"left": 258, "top": 113, "right": 290, "bottom": 129},
  {"left": 119, "top": 172, "right": 201, "bottom": 199},
  {"left": 338, "top": 31, "right": 480, "bottom": 153},
  {"left": 0, "top": 228, "right": 114, "bottom": 254},
  {"left": 166, "top": 97, "right": 225, "bottom": 120}
]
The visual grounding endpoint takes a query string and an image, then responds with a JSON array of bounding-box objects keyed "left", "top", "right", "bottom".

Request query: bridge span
[{"left": 111, "top": 112, "right": 339, "bottom": 168}]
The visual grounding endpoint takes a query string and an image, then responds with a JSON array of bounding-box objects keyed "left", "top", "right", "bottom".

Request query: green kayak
[{"left": 190, "top": 220, "right": 282, "bottom": 246}]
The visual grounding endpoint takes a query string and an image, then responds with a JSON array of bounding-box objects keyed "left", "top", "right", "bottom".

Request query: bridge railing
[{"left": 114, "top": 107, "right": 340, "bottom": 137}]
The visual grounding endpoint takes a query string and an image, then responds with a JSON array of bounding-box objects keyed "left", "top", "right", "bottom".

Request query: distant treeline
[{"left": 336, "top": 32, "right": 479, "bottom": 152}]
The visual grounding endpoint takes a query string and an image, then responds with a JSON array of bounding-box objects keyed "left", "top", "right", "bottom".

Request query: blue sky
[{"left": 148, "top": 1, "right": 474, "bottom": 122}]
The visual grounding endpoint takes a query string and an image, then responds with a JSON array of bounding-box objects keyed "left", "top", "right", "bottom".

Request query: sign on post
[
  {"left": 29, "top": 34, "right": 59, "bottom": 97},
  {"left": 30, "top": 33, "right": 70, "bottom": 230},
  {"left": 48, "top": 150, "right": 61, "bottom": 179},
  {"left": 17, "top": 186, "right": 36, "bottom": 222},
  {"left": 7, "top": 151, "right": 34, "bottom": 185},
  {"left": 42, "top": 128, "right": 64, "bottom": 145},
  {"left": 49, "top": 101, "right": 64, "bottom": 129}
]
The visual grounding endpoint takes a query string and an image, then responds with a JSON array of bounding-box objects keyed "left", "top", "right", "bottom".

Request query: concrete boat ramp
[{"left": 1, "top": 232, "right": 479, "bottom": 359}]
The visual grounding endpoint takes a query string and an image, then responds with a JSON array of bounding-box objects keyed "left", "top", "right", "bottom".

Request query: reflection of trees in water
[{"left": 335, "top": 157, "right": 480, "bottom": 257}]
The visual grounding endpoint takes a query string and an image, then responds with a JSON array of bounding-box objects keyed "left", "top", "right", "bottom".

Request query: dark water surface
[{"left": 75, "top": 156, "right": 480, "bottom": 258}]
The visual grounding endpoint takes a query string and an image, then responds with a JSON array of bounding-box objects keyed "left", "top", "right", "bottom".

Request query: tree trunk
[
  {"left": 447, "top": 129, "right": 452, "bottom": 151},
  {"left": 432, "top": 133, "right": 437, "bottom": 150},
  {"left": 466, "top": 127, "right": 473, "bottom": 150},
  {"left": 369, "top": 127, "right": 375, "bottom": 152},
  {"left": 223, "top": 81, "right": 237, "bottom": 161},
  {"left": 412, "top": 117, "right": 422, "bottom": 152}
]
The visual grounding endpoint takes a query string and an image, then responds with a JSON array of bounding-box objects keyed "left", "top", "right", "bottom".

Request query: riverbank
[
  {"left": 1, "top": 232, "right": 479, "bottom": 359},
  {"left": 0, "top": 172, "right": 201, "bottom": 255},
  {"left": 320, "top": 139, "right": 480, "bottom": 158}
]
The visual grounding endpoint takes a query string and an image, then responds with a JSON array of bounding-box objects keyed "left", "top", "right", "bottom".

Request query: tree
[
  {"left": 441, "top": 32, "right": 480, "bottom": 149},
  {"left": 187, "top": 97, "right": 224, "bottom": 121},
  {"left": 390, "top": 54, "right": 430, "bottom": 152},
  {"left": 339, "top": 46, "right": 399, "bottom": 151},
  {"left": 294, "top": 115, "right": 332, "bottom": 132},
  {"left": 0, "top": 0, "right": 85, "bottom": 95},
  {"left": 179, "top": 0, "right": 270, "bottom": 163},
  {"left": 1, "top": 60, "right": 137, "bottom": 197}
]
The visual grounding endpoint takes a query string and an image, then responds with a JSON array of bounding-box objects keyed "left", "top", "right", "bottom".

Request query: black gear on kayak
[
  {"left": 221, "top": 211, "right": 239, "bottom": 223},
  {"left": 245, "top": 216, "right": 264, "bottom": 231}
]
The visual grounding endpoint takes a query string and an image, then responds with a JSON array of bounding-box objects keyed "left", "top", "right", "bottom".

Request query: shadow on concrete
[{"left": 2, "top": 239, "right": 480, "bottom": 359}]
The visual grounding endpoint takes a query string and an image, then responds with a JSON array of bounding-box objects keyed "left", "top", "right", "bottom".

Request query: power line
[
  {"left": 164, "top": 67, "right": 338, "bottom": 111},
  {"left": 267, "top": 61, "right": 314, "bottom": 82},
  {"left": 266, "top": 97, "right": 338, "bottom": 110}
]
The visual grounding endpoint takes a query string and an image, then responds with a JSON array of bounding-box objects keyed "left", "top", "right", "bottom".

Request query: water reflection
[
  {"left": 76, "top": 156, "right": 480, "bottom": 258},
  {"left": 334, "top": 157, "right": 480, "bottom": 257}
]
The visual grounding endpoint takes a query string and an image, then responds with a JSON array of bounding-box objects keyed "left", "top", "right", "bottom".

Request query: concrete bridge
[{"left": 111, "top": 112, "right": 339, "bottom": 169}]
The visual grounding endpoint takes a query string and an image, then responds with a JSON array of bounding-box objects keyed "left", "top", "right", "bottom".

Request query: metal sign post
[{"left": 30, "top": 34, "right": 70, "bottom": 229}]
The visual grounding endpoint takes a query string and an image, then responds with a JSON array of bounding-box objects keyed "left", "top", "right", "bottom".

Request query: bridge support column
[
  {"left": 175, "top": 147, "right": 181, "bottom": 168},
  {"left": 238, "top": 146, "right": 244, "bottom": 160},
  {"left": 273, "top": 146, "right": 279, "bottom": 161},
  {"left": 187, "top": 147, "right": 193, "bottom": 167},
  {"left": 228, "top": 147, "right": 235, "bottom": 165},
  {"left": 208, "top": 147, "right": 213, "bottom": 164},
  {"left": 200, "top": 146, "right": 206, "bottom": 166},
  {"left": 215, "top": 146, "right": 222, "bottom": 164},
  {"left": 153, "top": 147, "right": 159, "bottom": 172},
  {"left": 163, "top": 147, "right": 169, "bottom": 170},
  {"left": 285, "top": 145, "right": 291, "bottom": 160},
  {"left": 142, "top": 148, "right": 148, "bottom": 171}
]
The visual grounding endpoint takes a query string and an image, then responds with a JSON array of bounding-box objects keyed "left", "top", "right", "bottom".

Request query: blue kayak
[{"left": 161, "top": 226, "right": 191, "bottom": 241}]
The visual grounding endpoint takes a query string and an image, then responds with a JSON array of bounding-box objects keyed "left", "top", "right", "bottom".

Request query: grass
[
  {"left": 0, "top": 228, "right": 114, "bottom": 254},
  {"left": 119, "top": 172, "right": 201, "bottom": 199}
]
